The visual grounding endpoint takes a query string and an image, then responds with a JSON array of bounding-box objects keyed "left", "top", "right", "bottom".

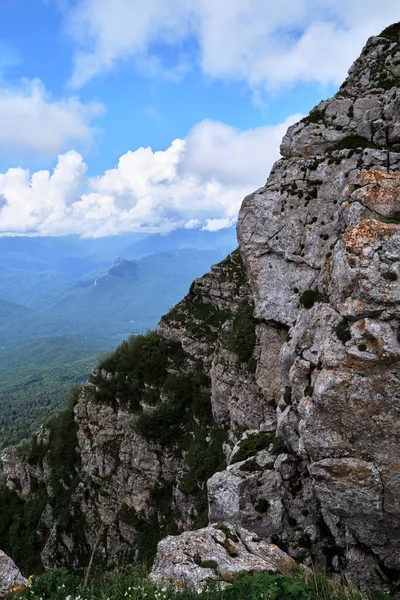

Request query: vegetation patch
[
  {"left": 379, "top": 22, "right": 400, "bottom": 41},
  {"left": 218, "top": 249, "right": 248, "bottom": 286},
  {"left": 164, "top": 294, "right": 230, "bottom": 343},
  {"left": 221, "top": 538, "right": 239, "bottom": 557},
  {"left": 238, "top": 458, "right": 262, "bottom": 472},
  {"left": 133, "top": 362, "right": 211, "bottom": 446},
  {"left": 177, "top": 425, "right": 227, "bottom": 527},
  {"left": 334, "top": 320, "right": 352, "bottom": 344},
  {"left": 0, "top": 481, "right": 46, "bottom": 575},
  {"left": 123, "top": 340, "right": 227, "bottom": 530},
  {"left": 15, "top": 558, "right": 392, "bottom": 600},
  {"left": 231, "top": 432, "right": 274, "bottom": 464},
  {"left": 271, "top": 436, "right": 287, "bottom": 455},
  {"left": 299, "top": 290, "right": 326, "bottom": 309},
  {"left": 199, "top": 559, "right": 218, "bottom": 570},
  {"left": 301, "top": 107, "right": 326, "bottom": 126},
  {"left": 223, "top": 304, "right": 257, "bottom": 363},
  {"left": 246, "top": 356, "right": 257, "bottom": 374},
  {"left": 215, "top": 522, "right": 239, "bottom": 542},
  {"left": 329, "top": 136, "right": 380, "bottom": 153},
  {"left": 0, "top": 386, "right": 87, "bottom": 575}
]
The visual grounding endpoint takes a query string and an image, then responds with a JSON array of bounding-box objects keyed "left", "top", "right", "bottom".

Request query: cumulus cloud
[
  {"left": 0, "top": 78, "right": 103, "bottom": 157},
  {"left": 0, "top": 114, "right": 300, "bottom": 237},
  {"left": 64, "top": 0, "right": 400, "bottom": 90}
]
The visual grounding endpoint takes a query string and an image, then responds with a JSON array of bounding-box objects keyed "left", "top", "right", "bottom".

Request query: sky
[{"left": 0, "top": 0, "right": 398, "bottom": 237}]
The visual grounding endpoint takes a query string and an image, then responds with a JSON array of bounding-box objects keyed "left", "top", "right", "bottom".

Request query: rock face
[
  {"left": 1, "top": 22, "right": 400, "bottom": 594},
  {"left": 235, "top": 23, "right": 400, "bottom": 590},
  {"left": 0, "top": 550, "right": 27, "bottom": 598},
  {"left": 0, "top": 249, "right": 270, "bottom": 573},
  {"left": 150, "top": 522, "right": 300, "bottom": 592}
]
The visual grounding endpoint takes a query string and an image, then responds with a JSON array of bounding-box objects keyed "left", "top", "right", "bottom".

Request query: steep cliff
[
  {"left": 0, "top": 249, "right": 264, "bottom": 573},
  {"left": 1, "top": 23, "right": 400, "bottom": 594}
]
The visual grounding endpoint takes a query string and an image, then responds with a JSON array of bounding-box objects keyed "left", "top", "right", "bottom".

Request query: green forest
[{"left": 0, "top": 336, "right": 105, "bottom": 449}]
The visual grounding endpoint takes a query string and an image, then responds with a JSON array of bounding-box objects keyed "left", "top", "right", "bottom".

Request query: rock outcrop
[
  {"left": 1, "top": 22, "right": 400, "bottom": 595},
  {"left": 150, "top": 522, "right": 302, "bottom": 592},
  {"left": 234, "top": 23, "right": 400, "bottom": 589},
  {"left": 0, "top": 550, "right": 27, "bottom": 598}
]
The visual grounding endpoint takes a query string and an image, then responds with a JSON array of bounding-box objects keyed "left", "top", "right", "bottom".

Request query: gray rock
[
  {"left": 0, "top": 550, "right": 27, "bottom": 598},
  {"left": 150, "top": 522, "right": 302, "bottom": 592}
]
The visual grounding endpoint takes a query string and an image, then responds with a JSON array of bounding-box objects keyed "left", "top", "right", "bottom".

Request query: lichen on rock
[{"left": 150, "top": 522, "right": 302, "bottom": 592}]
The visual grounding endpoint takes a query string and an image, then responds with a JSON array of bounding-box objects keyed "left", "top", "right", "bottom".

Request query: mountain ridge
[{"left": 1, "top": 24, "right": 400, "bottom": 594}]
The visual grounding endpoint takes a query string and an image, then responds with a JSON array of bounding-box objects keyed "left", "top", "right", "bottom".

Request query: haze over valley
[{"left": 0, "top": 226, "right": 236, "bottom": 447}]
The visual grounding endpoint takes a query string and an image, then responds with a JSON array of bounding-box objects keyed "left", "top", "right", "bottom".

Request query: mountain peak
[
  {"left": 109, "top": 257, "right": 126, "bottom": 269},
  {"left": 94, "top": 257, "right": 138, "bottom": 286},
  {"left": 337, "top": 28, "right": 400, "bottom": 97}
]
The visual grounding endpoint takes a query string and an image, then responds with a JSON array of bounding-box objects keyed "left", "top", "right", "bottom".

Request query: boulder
[
  {"left": 0, "top": 550, "right": 27, "bottom": 598},
  {"left": 150, "top": 522, "right": 303, "bottom": 592}
]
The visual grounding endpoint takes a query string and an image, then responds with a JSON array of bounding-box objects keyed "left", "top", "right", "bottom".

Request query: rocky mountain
[
  {"left": 1, "top": 23, "right": 400, "bottom": 594},
  {"left": 93, "top": 257, "right": 138, "bottom": 285}
]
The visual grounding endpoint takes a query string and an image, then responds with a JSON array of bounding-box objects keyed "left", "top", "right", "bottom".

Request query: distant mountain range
[
  {"left": 0, "top": 226, "right": 237, "bottom": 348},
  {"left": 0, "top": 226, "right": 237, "bottom": 447}
]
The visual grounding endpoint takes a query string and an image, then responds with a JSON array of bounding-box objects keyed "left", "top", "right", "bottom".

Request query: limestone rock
[
  {"left": 234, "top": 26, "right": 400, "bottom": 589},
  {"left": 150, "top": 522, "right": 300, "bottom": 592},
  {"left": 0, "top": 447, "right": 31, "bottom": 499},
  {"left": 0, "top": 550, "right": 27, "bottom": 598}
]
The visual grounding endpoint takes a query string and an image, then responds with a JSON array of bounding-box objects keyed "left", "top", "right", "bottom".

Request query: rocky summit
[{"left": 1, "top": 23, "right": 400, "bottom": 594}]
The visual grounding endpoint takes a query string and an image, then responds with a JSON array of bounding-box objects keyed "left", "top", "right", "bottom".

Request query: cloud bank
[
  {"left": 65, "top": 0, "right": 400, "bottom": 90},
  {"left": 0, "top": 115, "right": 300, "bottom": 237},
  {"left": 0, "top": 79, "right": 103, "bottom": 158}
]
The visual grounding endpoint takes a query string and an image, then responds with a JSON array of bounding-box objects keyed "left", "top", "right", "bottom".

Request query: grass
[{"left": 12, "top": 564, "right": 391, "bottom": 600}]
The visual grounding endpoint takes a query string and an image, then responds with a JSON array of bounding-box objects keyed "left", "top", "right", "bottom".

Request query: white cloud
[
  {"left": 182, "top": 117, "right": 298, "bottom": 185},
  {"left": 0, "top": 115, "right": 300, "bottom": 237},
  {"left": 203, "top": 217, "right": 236, "bottom": 232},
  {"left": 0, "top": 78, "right": 103, "bottom": 157},
  {"left": 66, "top": 0, "right": 192, "bottom": 88},
  {"left": 64, "top": 0, "right": 400, "bottom": 90}
]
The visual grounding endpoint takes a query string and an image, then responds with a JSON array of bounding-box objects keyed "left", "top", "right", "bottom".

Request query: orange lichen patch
[
  {"left": 354, "top": 320, "right": 366, "bottom": 333},
  {"left": 5, "top": 583, "right": 26, "bottom": 597},
  {"left": 356, "top": 170, "right": 400, "bottom": 186},
  {"left": 352, "top": 170, "right": 400, "bottom": 217},
  {"left": 343, "top": 219, "right": 399, "bottom": 253}
]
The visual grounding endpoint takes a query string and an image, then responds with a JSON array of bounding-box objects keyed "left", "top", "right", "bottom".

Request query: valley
[{"left": 0, "top": 228, "right": 236, "bottom": 447}]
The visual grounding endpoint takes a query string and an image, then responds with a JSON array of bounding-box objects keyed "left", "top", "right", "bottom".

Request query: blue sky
[{"left": 0, "top": 0, "right": 398, "bottom": 237}]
